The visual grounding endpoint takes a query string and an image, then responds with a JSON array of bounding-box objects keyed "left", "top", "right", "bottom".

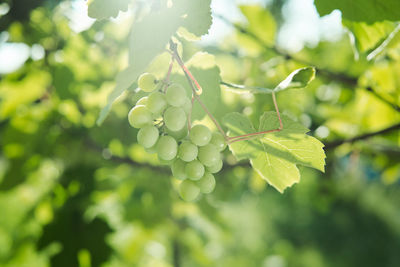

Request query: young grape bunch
[{"left": 127, "top": 73, "right": 227, "bottom": 201}]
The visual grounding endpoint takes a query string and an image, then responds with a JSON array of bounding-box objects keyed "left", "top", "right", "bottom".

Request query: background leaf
[{"left": 240, "top": 5, "right": 277, "bottom": 44}]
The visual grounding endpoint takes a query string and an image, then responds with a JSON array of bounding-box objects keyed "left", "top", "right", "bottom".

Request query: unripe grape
[
  {"left": 190, "top": 124, "right": 211, "bottom": 146},
  {"left": 179, "top": 180, "right": 200, "bottom": 201},
  {"left": 147, "top": 92, "right": 167, "bottom": 115},
  {"left": 166, "top": 84, "right": 187, "bottom": 107},
  {"left": 171, "top": 159, "right": 187, "bottom": 180},
  {"left": 128, "top": 105, "right": 152, "bottom": 128},
  {"left": 198, "top": 144, "right": 220, "bottom": 167},
  {"left": 206, "top": 159, "right": 223, "bottom": 173},
  {"left": 145, "top": 145, "right": 157, "bottom": 154},
  {"left": 196, "top": 172, "right": 216, "bottom": 194},
  {"left": 166, "top": 125, "right": 188, "bottom": 141},
  {"left": 137, "top": 125, "right": 159, "bottom": 148},
  {"left": 138, "top": 73, "right": 157, "bottom": 92},
  {"left": 158, "top": 157, "right": 175, "bottom": 165},
  {"left": 182, "top": 97, "right": 192, "bottom": 114},
  {"left": 157, "top": 135, "right": 178, "bottom": 161},
  {"left": 136, "top": 96, "right": 148, "bottom": 106},
  {"left": 164, "top": 106, "right": 186, "bottom": 131},
  {"left": 185, "top": 160, "right": 204, "bottom": 181},
  {"left": 178, "top": 141, "right": 198, "bottom": 162},
  {"left": 210, "top": 132, "right": 227, "bottom": 151}
]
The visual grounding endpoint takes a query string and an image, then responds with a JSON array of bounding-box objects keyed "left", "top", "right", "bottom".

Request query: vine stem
[{"left": 162, "top": 59, "right": 175, "bottom": 93}]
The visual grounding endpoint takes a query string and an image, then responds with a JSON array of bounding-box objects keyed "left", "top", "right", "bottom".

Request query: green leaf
[
  {"left": 223, "top": 112, "right": 325, "bottom": 192},
  {"left": 222, "top": 67, "right": 315, "bottom": 94},
  {"left": 176, "top": 0, "right": 212, "bottom": 37},
  {"left": 343, "top": 20, "right": 395, "bottom": 54},
  {"left": 315, "top": 0, "right": 400, "bottom": 24},
  {"left": 87, "top": 0, "right": 130, "bottom": 20},
  {"left": 274, "top": 67, "right": 316, "bottom": 92},
  {"left": 240, "top": 5, "right": 277, "bottom": 44}
]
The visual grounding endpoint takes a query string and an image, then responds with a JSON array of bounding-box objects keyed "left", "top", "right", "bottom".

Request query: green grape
[
  {"left": 147, "top": 92, "right": 167, "bottom": 115},
  {"left": 210, "top": 132, "right": 227, "bottom": 151},
  {"left": 206, "top": 159, "right": 223, "bottom": 173},
  {"left": 128, "top": 105, "right": 152, "bottom": 128},
  {"left": 171, "top": 159, "right": 187, "bottom": 180},
  {"left": 196, "top": 172, "right": 216, "bottom": 194},
  {"left": 157, "top": 135, "right": 178, "bottom": 161},
  {"left": 185, "top": 160, "right": 205, "bottom": 181},
  {"left": 189, "top": 124, "right": 211, "bottom": 146},
  {"left": 137, "top": 125, "right": 159, "bottom": 148},
  {"left": 136, "top": 96, "right": 148, "bottom": 106},
  {"left": 179, "top": 180, "right": 200, "bottom": 201},
  {"left": 198, "top": 144, "right": 220, "bottom": 167},
  {"left": 164, "top": 106, "right": 186, "bottom": 131},
  {"left": 182, "top": 97, "right": 192, "bottom": 114},
  {"left": 166, "top": 124, "right": 188, "bottom": 141},
  {"left": 178, "top": 141, "right": 198, "bottom": 162},
  {"left": 138, "top": 73, "right": 157, "bottom": 92},
  {"left": 158, "top": 157, "right": 175, "bottom": 165},
  {"left": 145, "top": 145, "right": 157, "bottom": 154},
  {"left": 166, "top": 84, "right": 187, "bottom": 107}
]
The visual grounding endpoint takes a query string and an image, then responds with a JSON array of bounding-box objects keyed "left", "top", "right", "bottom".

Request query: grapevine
[{"left": 127, "top": 41, "right": 289, "bottom": 201}]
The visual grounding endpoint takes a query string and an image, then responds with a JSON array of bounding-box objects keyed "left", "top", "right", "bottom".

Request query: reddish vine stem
[
  {"left": 228, "top": 92, "right": 283, "bottom": 143},
  {"left": 180, "top": 63, "right": 202, "bottom": 95},
  {"left": 162, "top": 59, "right": 175, "bottom": 93}
]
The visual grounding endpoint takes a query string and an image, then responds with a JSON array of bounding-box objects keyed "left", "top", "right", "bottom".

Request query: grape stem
[{"left": 168, "top": 41, "right": 284, "bottom": 144}]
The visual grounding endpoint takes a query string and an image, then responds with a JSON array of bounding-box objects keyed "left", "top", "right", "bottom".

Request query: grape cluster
[{"left": 128, "top": 73, "right": 226, "bottom": 201}]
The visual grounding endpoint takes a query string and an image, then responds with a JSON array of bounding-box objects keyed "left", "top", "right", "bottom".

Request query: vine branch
[{"left": 325, "top": 122, "right": 400, "bottom": 149}]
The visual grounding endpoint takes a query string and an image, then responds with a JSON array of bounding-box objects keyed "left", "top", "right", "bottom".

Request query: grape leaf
[
  {"left": 176, "top": 0, "right": 212, "bottom": 37},
  {"left": 97, "top": 0, "right": 213, "bottom": 125},
  {"left": 223, "top": 112, "right": 325, "bottom": 192},
  {"left": 87, "top": 0, "right": 130, "bottom": 20},
  {"left": 315, "top": 0, "right": 400, "bottom": 24},
  {"left": 223, "top": 67, "right": 315, "bottom": 94}
]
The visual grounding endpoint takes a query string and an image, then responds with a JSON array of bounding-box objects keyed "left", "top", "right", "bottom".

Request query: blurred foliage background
[{"left": 0, "top": 0, "right": 400, "bottom": 266}]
